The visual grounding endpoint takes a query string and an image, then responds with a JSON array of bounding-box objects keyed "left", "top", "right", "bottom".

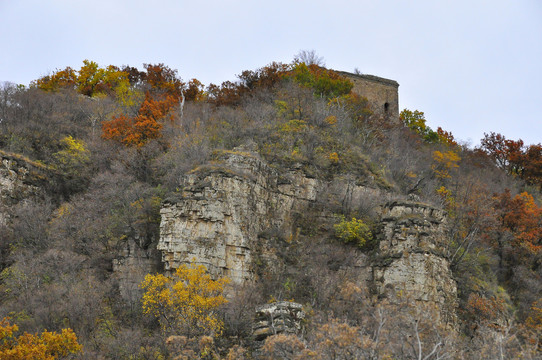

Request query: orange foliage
[
  {"left": 518, "top": 144, "right": 542, "bottom": 186},
  {"left": 34, "top": 67, "right": 77, "bottom": 92},
  {"left": 207, "top": 62, "right": 353, "bottom": 107},
  {"left": 238, "top": 62, "right": 290, "bottom": 90},
  {"left": 102, "top": 64, "right": 183, "bottom": 146},
  {"left": 102, "top": 93, "right": 177, "bottom": 147},
  {"left": 144, "top": 63, "right": 184, "bottom": 99},
  {"left": 207, "top": 81, "right": 245, "bottom": 107},
  {"left": 184, "top": 79, "right": 206, "bottom": 101},
  {"left": 436, "top": 127, "right": 457, "bottom": 146},
  {"left": 480, "top": 132, "right": 532, "bottom": 178},
  {"left": 494, "top": 190, "right": 542, "bottom": 254},
  {"left": 208, "top": 62, "right": 290, "bottom": 106},
  {"left": 466, "top": 293, "right": 506, "bottom": 327},
  {"left": 0, "top": 318, "right": 81, "bottom": 360}
]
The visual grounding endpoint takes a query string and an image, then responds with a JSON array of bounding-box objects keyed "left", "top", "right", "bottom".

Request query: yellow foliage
[
  {"left": 436, "top": 186, "right": 456, "bottom": 211},
  {"left": 115, "top": 80, "right": 145, "bottom": 110},
  {"left": 53, "top": 136, "right": 90, "bottom": 169},
  {"left": 328, "top": 152, "right": 339, "bottom": 163},
  {"left": 274, "top": 100, "right": 289, "bottom": 117},
  {"left": 0, "top": 318, "right": 81, "bottom": 360},
  {"left": 279, "top": 119, "right": 307, "bottom": 133},
  {"left": 59, "top": 136, "right": 88, "bottom": 158},
  {"left": 334, "top": 216, "right": 372, "bottom": 248},
  {"left": 400, "top": 109, "right": 427, "bottom": 134},
  {"left": 324, "top": 115, "right": 337, "bottom": 125},
  {"left": 140, "top": 261, "right": 229, "bottom": 336},
  {"left": 432, "top": 150, "right": 460, "bottom": 179}
]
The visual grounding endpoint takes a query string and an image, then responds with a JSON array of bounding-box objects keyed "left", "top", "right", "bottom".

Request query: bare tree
[{"left": 293, "top": 50, "right": 325, "bottom": 66}]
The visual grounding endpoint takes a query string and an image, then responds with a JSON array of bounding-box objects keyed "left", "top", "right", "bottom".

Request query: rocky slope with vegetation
[{"left": 0, "top": 55, "right": 541, "bottom": 359}]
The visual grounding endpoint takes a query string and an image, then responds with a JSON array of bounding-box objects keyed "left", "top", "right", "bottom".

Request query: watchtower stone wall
[{"left": 339, "top": 72, "right": 400, "bottom": 123}]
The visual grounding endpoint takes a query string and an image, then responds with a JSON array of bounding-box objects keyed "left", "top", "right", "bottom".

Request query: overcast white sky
[{"left": 1, "top": 0, "right": 541, "bottom": 146}]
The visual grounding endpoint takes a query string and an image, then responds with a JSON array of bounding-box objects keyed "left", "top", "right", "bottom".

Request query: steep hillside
[{"left": 0, "top": 60, "right": 540, "bottom": 359}]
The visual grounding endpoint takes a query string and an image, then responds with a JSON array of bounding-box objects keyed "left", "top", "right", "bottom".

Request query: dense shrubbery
[
  {"left": 0, "top": 56, "right": 541, "bottom": 358},
  {"left": 333, "top": 216, "right": 373, "bottom": 248}
]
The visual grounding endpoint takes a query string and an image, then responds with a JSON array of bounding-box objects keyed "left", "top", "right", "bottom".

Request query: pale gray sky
[{"left": 1, "top": 0, "right": 541, "bottom": 146}]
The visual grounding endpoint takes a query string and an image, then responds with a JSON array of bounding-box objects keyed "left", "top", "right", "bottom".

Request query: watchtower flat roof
[{"left": 336, "top": 71, "right": 399, "bottom": 87}]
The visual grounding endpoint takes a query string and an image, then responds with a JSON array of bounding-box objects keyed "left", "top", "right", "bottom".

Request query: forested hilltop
[{"left": 0, "top": 55, "right": 541, "bottom": 359}]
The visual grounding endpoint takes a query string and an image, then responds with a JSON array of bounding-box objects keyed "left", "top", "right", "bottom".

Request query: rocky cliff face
[
  {"left": 158, "top": 148, "right": 458, "bottom": 324},
  {"left": 158, "top": 148, "right": 381, "bottom": 283},
  {"left": 0, "top": 151, "right": 47, "bottom": 224},
  {"left": 158, "top": 149, "right": 319, "bottom": 284},
  {"left": 373, "top": 202, "right": 457, "bottom": 324},
  {"left": 112, "top": 239, "right": 162, "bottom": 303}
]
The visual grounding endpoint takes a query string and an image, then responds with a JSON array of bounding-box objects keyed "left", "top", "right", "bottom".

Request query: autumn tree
[
  {"left": 290, "top": 63, "right": 353, "bottom": 99},
  {"left": 338, "top": 93, "right": 373, "bottom": 128},
  {"left": 120, "top": 65, "right": 147, "bottom": 85},
  {"left": 480, "top": 132, "right": 542, "bottom": 187},
  {"left": 207, "top": 81, "right": 242, "bottom": 107},
  {"left": 0, "top": 318, "right": 81, "bottom": 360},
  {"left": 493, "top": 190, "right": 542, "bottom": 257},
  {"left": 400, "top": 109, "right": 457, "bottom": 145},
  {"left": 101, "top": 63, "right": 188, "bottom": 147},
  {"left": 208, "top": 62, "right": 290, "bottom": 106},
  {"left": 479, "top": 132, "right": 524, "bottom": 173},
  {"left": 143, "top": 63, "right": 184, "bottom": 99},
  {"left": 517, "top": 144, "right": 542, "bottom": 186},
  {"left": 76, "top": 60, "right": 107, "bottom": 96},
  {"left": 400, "top": 109, "right": 428, "bottom": 136},
  {"left": 237, "top": 61, "right": 290, "bottom": 91},
  {"left": 432, "top": 150, "right": 461, "bottom": 180},
  {"left": 34, "top": 60, "right": 130, "bottom": 98},
  {"left": 140, "top": 261, "right": 229, "bottom": 336},
  {"left": 184, "top": 78, "right": 206, "bottom": 102},
  {"left": 480, "top": 132, "right": 542, "bottom": 186},
  {"left": 465, "top": 293, "right": 508, "bottom": 330},
  {"left": 33, "top": 67, "right": 77, "bottom": 92},
  {"left": 525, "top": 298, "right": 542, "bottom": 345},
  {"left": 51, "top": 135, "right": 91, "bottom": 193},
  {"left": 436, "top": 127, "right": 457, "bottom": 146},
  {"left": 102, "top": 92, "right": 177, "bottom": 147},
  {"left": 207, "top": 61, "right": 351, "bottom": 107}
]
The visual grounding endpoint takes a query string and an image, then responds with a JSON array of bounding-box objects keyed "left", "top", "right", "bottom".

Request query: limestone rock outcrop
[
  {"left": 157, "top": 148, "right": 458, "bottom": 326},
  {"left": 158, "top": 148, "right": 382, "bottom": 284},
  {"left": 112, "top": 239, "right": 162, "bottom": 302},
  {"left": 373, "top": 202, "right": 457, "bottom": 324},
  {"left": 0, "top": 152, "right": 44, "bottom": 202},
  {"left": 252, "top": 301, "right": 305, "bottom": 342},
  {"left": 0, "top": 151, "right": 47, "bottom": 225},
  {"left": 159, "top": 150, "right": 318, "bottom": 283}
]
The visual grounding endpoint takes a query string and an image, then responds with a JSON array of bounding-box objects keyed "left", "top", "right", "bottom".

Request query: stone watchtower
[{"left": 338, "top": 71, "right": 400, "bottom": 123}]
